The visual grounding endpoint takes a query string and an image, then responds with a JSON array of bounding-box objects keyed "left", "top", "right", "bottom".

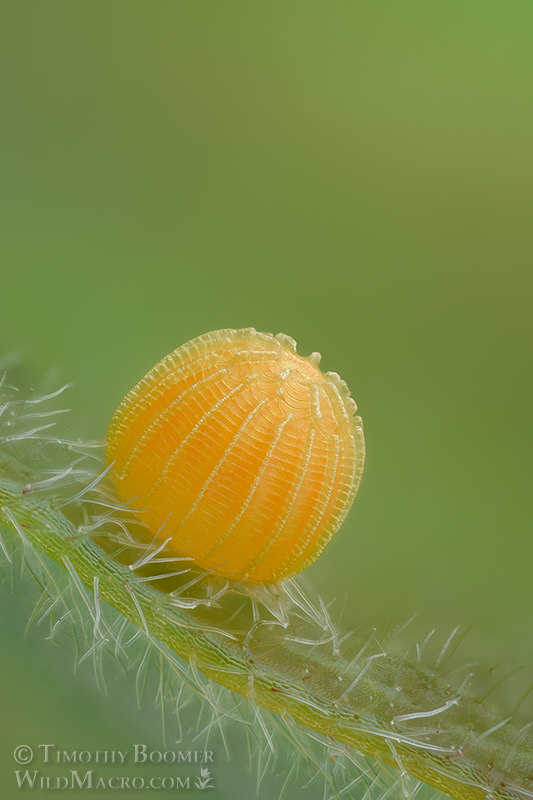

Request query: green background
[{"left": 0, "top": 3, "right": 532, "bottom": 798}]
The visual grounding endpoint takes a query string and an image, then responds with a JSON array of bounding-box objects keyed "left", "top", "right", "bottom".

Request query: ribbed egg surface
[{"left": 107, "top": 328, "right": 365, "bottom": 584}]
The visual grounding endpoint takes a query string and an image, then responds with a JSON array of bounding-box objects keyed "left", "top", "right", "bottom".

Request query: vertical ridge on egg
[{"left": 107, "top": 328, "right": 365, "bottom": 584}]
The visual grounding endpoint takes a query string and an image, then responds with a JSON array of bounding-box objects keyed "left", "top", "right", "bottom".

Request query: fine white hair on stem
[{"left": 0, "top": 379, "right": 532, "bottom": 800}]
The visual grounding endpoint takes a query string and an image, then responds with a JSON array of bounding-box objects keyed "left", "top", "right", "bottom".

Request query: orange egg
[{"left": 106, "top": 328, "right": 365, "bottom": 584}]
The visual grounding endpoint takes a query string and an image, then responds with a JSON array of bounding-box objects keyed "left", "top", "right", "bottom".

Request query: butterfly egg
[{"left": 107, "top": 328, "right": 365, "bottom": 584}]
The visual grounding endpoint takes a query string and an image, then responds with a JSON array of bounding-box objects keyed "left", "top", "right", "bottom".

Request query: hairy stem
[{"left": 1, "top": 485, "right": 531, "bottom": 800}]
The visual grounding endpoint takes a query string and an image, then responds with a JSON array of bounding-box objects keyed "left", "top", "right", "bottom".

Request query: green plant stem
[{"left": 1, "top": 486, "right": 531, "bottom": 800}]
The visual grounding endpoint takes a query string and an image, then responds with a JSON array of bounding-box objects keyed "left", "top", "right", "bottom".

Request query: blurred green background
[{"left": 1, "top": 3, "right": 532, "bottom": 798}]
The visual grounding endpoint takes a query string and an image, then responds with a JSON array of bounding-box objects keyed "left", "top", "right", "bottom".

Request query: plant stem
[{"left": 1, "top": 486, "right": 531, "bottom": 800}]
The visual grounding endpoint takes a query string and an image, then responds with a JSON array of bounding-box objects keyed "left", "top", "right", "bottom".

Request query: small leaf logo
[{"left": 194, "top": 767, "right": 214, "bottom": 790}]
